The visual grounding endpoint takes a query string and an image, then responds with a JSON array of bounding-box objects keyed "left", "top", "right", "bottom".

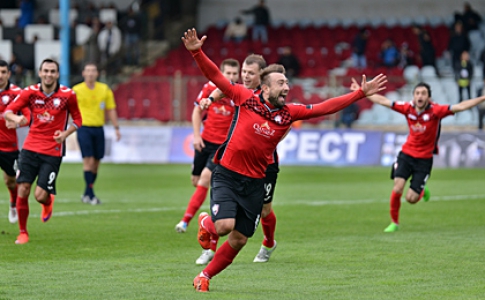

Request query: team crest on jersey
[
  {"left": 422, "top": 114, "right": 430, "bottom": 121},
  {"left": 274, "top": 115, "right": 282, "bottom": 124},
  {"left": 2, "top": 95, "right": 9, "bottom": 104},
  {"left": 411, "top": 122, "right": 426, "bottom": 133},
  {"left": 37, "top": 111, "right": 54, "bottom": 123},
  {"left": 53, "top": 98, "right": 61, "bottom": 107},
  {"left": 212, "top": 204, "right": 219, "bottom": 216},
  {"left": 253, "top": 121, "right": 275, "bottom": 138}
]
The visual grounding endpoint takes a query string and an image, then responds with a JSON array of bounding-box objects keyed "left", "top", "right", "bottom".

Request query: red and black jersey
[
  {"left": 191, "top": 49, "right": 365, "bottom": 178},
  {"left": 196, "top": 81, "right": 236, "bottom": 144},
  {"left": 5, "top": 83, "right": 82, "bottom": 157},
  {"left": 0, "top": 82, "right": 30, "bottom": 152},
  {"left": 392, "top": 101, "right": 454, "bottom": 159}
]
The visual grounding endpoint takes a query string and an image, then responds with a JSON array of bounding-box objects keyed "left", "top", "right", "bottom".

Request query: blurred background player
[
  {"left": 4, "top": 59, "right": 82, "bottom": 244},
  {"left": 0, "top": 60, "right": 30, "bottom": 224},
  {"left": 175, "top": 58, "right": 240, "bottom": 235},
  {"left": 351, "top": 79, "right": 485, "bottom": 232},
  {"left": 73, "top": 63, "right": 121, "bottom": 205}
]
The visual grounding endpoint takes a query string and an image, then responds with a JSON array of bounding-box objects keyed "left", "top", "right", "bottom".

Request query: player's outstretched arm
[
  {"left": 350, "top": 77, "right": 392, "bottom": 108},
  {"left": 450, "top": 94, "right": 485, "bottom": 113}
]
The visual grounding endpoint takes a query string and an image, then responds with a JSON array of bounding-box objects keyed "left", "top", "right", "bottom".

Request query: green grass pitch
[{"left": 1, "top": 163, "right": 484, "bottom": 299}]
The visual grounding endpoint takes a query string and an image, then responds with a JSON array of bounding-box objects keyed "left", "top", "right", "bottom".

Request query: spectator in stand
[
  {"left": 336, "top": 102, "right": 359, "bottom": 129},
  {"left": 448, "top": 21, "right": 471, "bottom": 73},
  {"left": 9, "top": 54, "right": 26, "bottom": 87},
  {"left": 18, "top": 0, "right": 34, "bottom": 28},
  {"left": 480, "top": 48, "right": 485, "bottom": 79},
  {"left": 277, "top": 46, "right": 300, "bottom": 79},
  {"left": 455, "top": 51, "right": 473, "bottom": 102},
  {"left": 223, "top": 17, "right": 247, "bottom": 43},
  {"left": 398, "top": 42, "right": 415, "bottom": 69},
  {"left": 461, "top": 2, "right": 482, "bottom": 33},
  {"left": 97, "top": 21, "right": 122, "bottom": 74},
  {"left": 241, "top": 0, "right": 271, "bottom": 44},
  {"left": 412, "top": 26, "right": 437, "bottom": 73},
  {"left": 379, "top": 38, "right": 399, "bottom": 68},
  {"left": 351, "top": 28, "right": 369, "bottom": 70},
  {"left": 120, "top": 7, "right": 142, "bottom": 65}
]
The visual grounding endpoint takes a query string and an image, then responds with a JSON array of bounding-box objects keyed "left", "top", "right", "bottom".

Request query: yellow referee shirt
[{"left": 73, "top": 82, "right": 116, "bottom": 127}]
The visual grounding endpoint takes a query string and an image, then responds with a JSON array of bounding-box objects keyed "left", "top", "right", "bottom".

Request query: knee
[
  {"left": 405, "top": 195, "right": 419, "bottom": 204},
  {"left": 215, "top": 223, "right": 233, "bottom": 237},
  {"left": 5, "top": 177, "right": 16, "bottom": 190},
  {"left": 261, "top": 205, "right": 271, "bottom": 218}
]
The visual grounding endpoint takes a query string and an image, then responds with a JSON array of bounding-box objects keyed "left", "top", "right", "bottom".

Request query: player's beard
[{"left": 268, "top": 91, "right": 286, "bottom": 108}]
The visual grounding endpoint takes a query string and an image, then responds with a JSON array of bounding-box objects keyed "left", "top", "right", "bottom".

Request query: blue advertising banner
[{"left": 169, "top": 127, "right": 195, "bottom": 163}]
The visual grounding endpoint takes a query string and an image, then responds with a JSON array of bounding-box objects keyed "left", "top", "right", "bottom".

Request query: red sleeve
[
  {"left": 434, "top": 104, "right": 454, "bottom": 118},
  {"left": 195, "top": 83, "right": 215, "bottom": 104},
  {"left": 68, "top": 92, "right": 82, "bottom": 128},
  {"left": 190, "top": 49, "right": 253, "bottom": 104},
  {"left": 289, "top": 89, "right": 365, "bottom": 120},
  {"left": 391, "top": 101, "right": 410, "bottom": 114},
  {"left": 20, "top": 106, "right": 31, "bottom": 127},
  {"left": 4, "top": 88, "right": 30, "bottom": 115}
]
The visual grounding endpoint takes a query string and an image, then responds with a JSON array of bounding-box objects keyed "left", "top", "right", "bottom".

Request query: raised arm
[
  {"left": 450, "top": 94, "right": 485, "bottom": 113},
  {"left": 182, "top": 29, "right": 236, "bottom": 98},
  {"left": 350, "top": 77, "right": 392, "bottom": 108}
]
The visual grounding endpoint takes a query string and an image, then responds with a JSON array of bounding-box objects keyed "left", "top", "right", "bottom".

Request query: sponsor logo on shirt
[
  {"left": 253, "top": 121, "right": 275, "bottom": 138},
  {"left": 410, "top": 122, "right": 426, "bottom": 133},
  {"left": 35, "top": 100, "right": 45, "bottom": 105},
  {"left": 408, "top": 114, "right": 417, "bottom": 120},
  {"left": 37, "top": 111, "right": 54, "bottom": 123},
  {"left": 213, "top": 105, "right": 231, "bottom": 116}
]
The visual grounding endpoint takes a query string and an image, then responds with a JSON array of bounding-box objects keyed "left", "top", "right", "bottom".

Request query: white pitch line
[{"left": 11, "top": 194, "right": 485, "bottom": 218}]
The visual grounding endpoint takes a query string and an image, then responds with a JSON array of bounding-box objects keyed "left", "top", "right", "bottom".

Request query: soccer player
[
  {"left": 3, "top": 58, "right": 82, "bottom": 244},
  {"left": 197, "top": 55, "right": 281, "bottom": 266},
  {"left": 73, "top": 63, "right": 121, "bottom": 205},
  {"left": 182, "top": 28, "right": 387, "bottom": 292},
  {"left": 350, "top": 79, "right": 485, "bottom": 232},
  {"left": 0, "top": 60, "right": 30, "bottom": 224},
  {"left": 175, "top": 58, "right": 240, "bottom": 236}
]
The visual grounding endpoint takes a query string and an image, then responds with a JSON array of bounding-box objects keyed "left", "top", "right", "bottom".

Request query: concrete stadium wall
[{"left": 197, "top": 0, "right": 485, "bottom": 31}]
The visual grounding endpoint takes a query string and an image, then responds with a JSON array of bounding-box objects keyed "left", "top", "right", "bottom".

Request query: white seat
[
  {"left": 75, "top": 24, "right": 92, "bottom": 45},
  {"left": 99, "top": 8, "right": 117, "bottom": 24},
  {"left": 403, "top": 65, "right": 420, "bottom": 83},
  {"left": 385, "top": 91, "right": 401, "bottom": 102},
  {"left": 49, "top": 9, "right": 78, "bottom": 26},
  {"left": 420, "top": 66, "right": 438, "bottom": 80},
  {"left": 413, "top": 15, "right": 427, "bottom": 26},
  {"left": 0, "top": 40, "right": 13, "bottom": 63},
  {"left": 34, "top": 40, "right": 61, "bottom": 70},
  {"left": 0, "top": 25, "right": 2, "bottom": 40},
  {"left": 0, "top": 9, "right": 21, "bottom": 27},
  {"left": 355, "top": 109, "right": 374, "bottom": 125},
  {"left": 383, "top": 17, "right": 398, "bottom": 27},
  {"left": 455, "top": 110, "right": 475, "bottom": 125},
  {"left": 398, "top": 16, "right": 413, "bottom": 27},
  {"left": 24, "top": 24, "right": 54, "bottom": 43}
]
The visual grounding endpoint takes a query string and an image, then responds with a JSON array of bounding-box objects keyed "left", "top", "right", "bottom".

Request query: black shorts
[
  {"left": 77, "top": 126, "right": 105, "bottom": 159},
  {"left": 0, "top": 150, "right": 19, "bottom": 177},
  {"left": 17, "top": 149, "right": 62, "bottom": 195},
  {"left": 192, "top": 140, "right": 220, "bottom": 176},
  {"left": 263, "top": 167, "right": 278, "bottom": 204},
  {"left": 391, "top": 151, "right": 432, "bottom": 194},
  {"left": 210, "top": 165, "right": 264, "bottom": 238}
]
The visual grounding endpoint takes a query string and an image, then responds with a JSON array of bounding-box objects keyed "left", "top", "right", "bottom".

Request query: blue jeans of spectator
[
  {"left": 124, "top": 33, "right": 140, "bottom": 65},
  {"left": 252, "top": 25, "right": 268, "bottom": 43},
  {"left": 351, "top": 53, "right": 367, "bottom": 69}
]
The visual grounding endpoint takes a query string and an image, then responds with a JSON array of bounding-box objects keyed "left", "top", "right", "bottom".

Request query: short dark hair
[
  {"left": 39, "top": 58, "right": 59, "bottom": 72},
  {"left": 260, "top": 64, "right": 286, "bottom": 86},
  {"left": 0, "top": 60, "right": 9, "bottom": 69},
  {"left": 243, "top": 54, "right": 266, "bottom": 70},
  {"left": 220, "top": 58, "right": 240, "bottom": 71},
  {"left": 83, "top": 62, "right": 98, "bottom": 70},
  {"left": 414, "top": 82, "right": 431, "bottom": 97}
]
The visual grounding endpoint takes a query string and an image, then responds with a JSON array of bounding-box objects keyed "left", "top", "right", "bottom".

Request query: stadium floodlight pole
[{"left": 59, "top": 0, "right": 70, "bottom": 86}]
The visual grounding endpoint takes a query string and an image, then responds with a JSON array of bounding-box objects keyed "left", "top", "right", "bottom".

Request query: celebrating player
[
  {"left": 182, "top": 28, "right": 387, "bottom": 292},
  {"left": 351, "top": 78, "right": 485, "bottom": 232}
]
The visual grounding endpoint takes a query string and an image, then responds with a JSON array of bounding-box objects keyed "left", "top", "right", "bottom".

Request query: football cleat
[
  {"left": 253, "top": 241, "right": 277, "bottom": 263},
  {"left": 90, "top": 197, "right": 101, "bottom": 205},
  {"left": 41, "top": 195, "right": 55, "bottom": 223},
  {"left": 193, "top": 274, "right": 210, "bottom": 292},
  {"left": 197, "top": 212, "right": 211, "bottom": 249},
  {"left": 423, "top": 186, "right": 430, "bottom": 202},
  {"left": 8, "top": 207, "right": 18, "bottom": 224},
  {"left": 195, "top": 249, "right": 214, "bottom": 265},
  {"left": 175, "top": 221, "right": 187, "bottom": 233},
  {"left": 15, "top": 232, "right": 29, "bottom": 244},
  {"left": 384, "top": 222, "right": 399, "bottom": 232},
  {"left": 81, "top": 195, "right": 91, "bottom": 204}
]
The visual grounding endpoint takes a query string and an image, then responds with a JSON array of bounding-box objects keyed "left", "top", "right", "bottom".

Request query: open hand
[
  {"left": 361, "top": 74, "right": 387, "bottom": 97},
  {"left": 181, "top": 28, "right": 207, "bottom": 51},
  {"left": 350, "top": 78, "right": 360, "bottom": 92}
]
